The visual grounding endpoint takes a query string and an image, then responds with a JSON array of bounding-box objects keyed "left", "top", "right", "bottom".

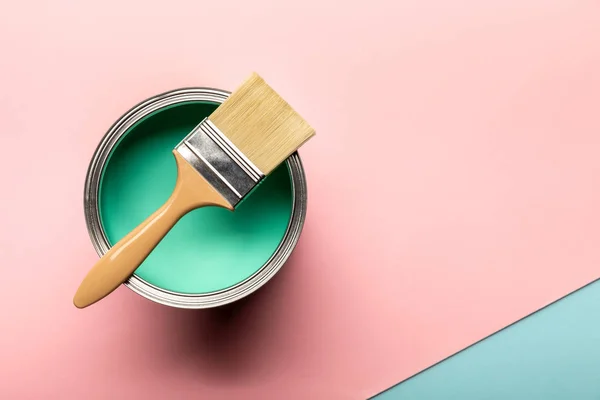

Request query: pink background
[{"left": 1, "top": 1, "right": 600, "bottom": 398}]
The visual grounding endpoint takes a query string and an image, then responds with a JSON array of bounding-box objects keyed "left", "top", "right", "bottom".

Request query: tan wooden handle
[{"left": 73, "top": 151, "right": 233, "bottom": 309}]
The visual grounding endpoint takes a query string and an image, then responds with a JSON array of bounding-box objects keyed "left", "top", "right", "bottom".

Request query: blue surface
[{"left": 373, "top": 279, "right": 600, "bottom": 400}]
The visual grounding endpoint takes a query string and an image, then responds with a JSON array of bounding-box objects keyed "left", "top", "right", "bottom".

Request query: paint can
[{"left": 84, "top": 87, "right": 307, "bottom": 308}]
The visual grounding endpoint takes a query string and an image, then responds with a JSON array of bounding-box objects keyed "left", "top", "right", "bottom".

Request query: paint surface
[{"left": 98, "top": 102, "right": 294, "bottom": 294}]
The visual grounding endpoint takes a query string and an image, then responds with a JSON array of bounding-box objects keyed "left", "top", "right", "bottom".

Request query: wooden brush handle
[{"left": 73, "top": 151, "right": 233, "bottom": 309}]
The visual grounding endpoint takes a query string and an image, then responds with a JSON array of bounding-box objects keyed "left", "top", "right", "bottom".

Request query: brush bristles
[{"left": 208, "top": 73, "right": 315, "bottom": 175}]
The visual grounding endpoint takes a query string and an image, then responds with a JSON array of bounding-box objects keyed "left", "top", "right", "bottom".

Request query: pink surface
[{"left": 1, "top": 1, "right": 600, "bottom": 398}]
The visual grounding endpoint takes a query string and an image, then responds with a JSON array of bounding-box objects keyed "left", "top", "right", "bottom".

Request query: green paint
[{"left": 98, "top": 102, "right": 294, "bottom": 294}]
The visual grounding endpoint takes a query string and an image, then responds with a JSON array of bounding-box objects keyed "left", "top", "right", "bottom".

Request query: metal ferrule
[{"left": 175, "top": 118, "right": 265, "bottom": 207}]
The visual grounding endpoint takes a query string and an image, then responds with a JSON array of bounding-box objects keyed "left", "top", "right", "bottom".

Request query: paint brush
[{"left": 73, "top": 73, "right": 315, "bottom": 308}]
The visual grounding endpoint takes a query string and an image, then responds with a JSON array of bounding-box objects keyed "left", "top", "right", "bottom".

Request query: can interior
[{"left": 98, "top": 101, "right": 294, "bottom": 294}]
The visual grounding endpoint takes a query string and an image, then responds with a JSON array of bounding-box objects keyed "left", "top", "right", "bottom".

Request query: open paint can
[{"left": 84, "top": 88, "right": 307, "bottom": 308}]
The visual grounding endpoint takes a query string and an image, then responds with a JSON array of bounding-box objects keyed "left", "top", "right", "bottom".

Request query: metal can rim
[{"left": 83, "top": 87, "right": 308, "bottom": 309}]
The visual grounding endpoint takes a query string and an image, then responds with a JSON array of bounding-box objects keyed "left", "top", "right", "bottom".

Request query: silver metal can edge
[{"left": 83, "top": 87, "right": 308, "bottom": 309}]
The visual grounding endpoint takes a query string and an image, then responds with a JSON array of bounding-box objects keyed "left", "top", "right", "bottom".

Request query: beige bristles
[{"left": 208, "top": 72, "right": 315, "bottom": 175}]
